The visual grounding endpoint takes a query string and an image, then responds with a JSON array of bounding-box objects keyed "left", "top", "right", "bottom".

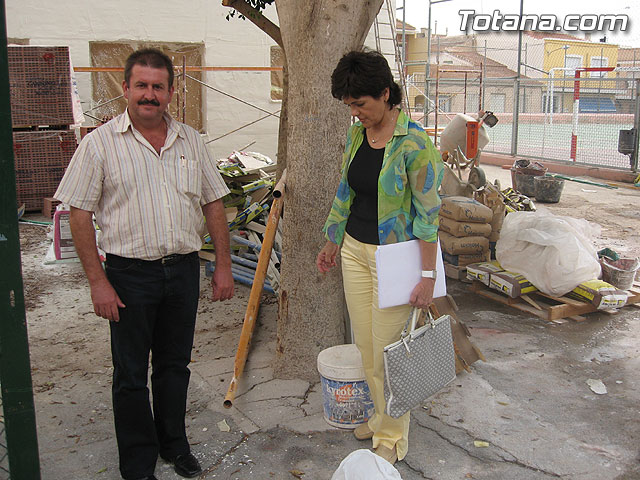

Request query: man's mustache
[{"left": 138, "top": 99, "right": 160, "bottom": 106}]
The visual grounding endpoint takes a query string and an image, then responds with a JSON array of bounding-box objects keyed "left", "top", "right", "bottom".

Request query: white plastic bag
[
  {"left": 495, "top": 210, "right": 601, "bottom": 297},
  {"left": 331, "top": 449, "right": 402, "bottom": 480}
]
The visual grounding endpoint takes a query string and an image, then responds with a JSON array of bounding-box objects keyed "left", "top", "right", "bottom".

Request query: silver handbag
[{"left": 383, "top": 308, "right": 456, "bottom": 418}]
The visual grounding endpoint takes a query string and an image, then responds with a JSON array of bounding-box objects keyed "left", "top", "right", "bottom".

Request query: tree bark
[
  {"left": 273, "top": 0, "right": 383, "bottom": 380},
  {"left": 276, "top": 59, "right": 288, "bottom": 177}
]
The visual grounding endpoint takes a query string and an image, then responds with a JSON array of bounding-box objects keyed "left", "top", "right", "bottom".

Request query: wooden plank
[
  {"left": 545, "top": 301, "right": 597, "bottom": 321},
  {"left": 469, "top": 281, "right": 603, "bottom": 322},
  {"left": 470, "top": 283, "right": 549, "bottom": 320},
  {"left": 521, "top": 294, "right": 544, "bottom": 310}
]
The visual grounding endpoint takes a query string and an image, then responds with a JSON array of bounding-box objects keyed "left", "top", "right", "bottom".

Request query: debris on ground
[
  {"left": 587, "top": 379, "right": 608, "bottom": 395},
  {"left": 203, "top": 151, "right": 282, "bottom": 293}
]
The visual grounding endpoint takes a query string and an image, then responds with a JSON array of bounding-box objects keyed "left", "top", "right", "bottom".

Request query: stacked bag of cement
[{"left": 439, "top": 196, "right": 493, "bottom": 267}]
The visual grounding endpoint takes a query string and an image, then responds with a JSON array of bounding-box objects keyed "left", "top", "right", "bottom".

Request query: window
[
  {"left": 489, "top": 93, "right": 506, "bottom": 113},
  {"left": 564, "top": 55, "right": 582, "bottom": 76},
  {"left": 465, "top": 93, "right": 479, "bottom": 113},
  {"left": 438, "top": 96, "right": 452, "bottom": 112},
  {"left": 89, "top": 41, "right": 204, "bottom": 131},
  {"left": 542, "top": 93, "right": 561, "bottom": 113},
  {"left": 590, "top": 56, "right": 608, "bottom": 78}
]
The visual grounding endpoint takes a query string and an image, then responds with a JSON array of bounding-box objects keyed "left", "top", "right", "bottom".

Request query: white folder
[{"left": 375, "top": 239, "right": 446, "bottom": 309}]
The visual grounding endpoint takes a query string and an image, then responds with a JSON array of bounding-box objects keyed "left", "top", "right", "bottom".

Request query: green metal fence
[
  {"left": 0, "top": 397, "right": 8, "bottom": 478},
  {"left": 0, "top": 1, "right": 41, "bottom": 478}
]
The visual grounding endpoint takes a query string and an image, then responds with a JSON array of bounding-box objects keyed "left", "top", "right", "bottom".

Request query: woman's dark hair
[
  {"left": 124, "top": 48, "right": 174, "bottom": 87},
  {"left": 331, "top": 50, "right": 402, "bottom": 108}
]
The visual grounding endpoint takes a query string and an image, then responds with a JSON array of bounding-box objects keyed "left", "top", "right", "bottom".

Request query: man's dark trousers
[{"left": 106, "top": 252, "right": 200, "bottom": 480}]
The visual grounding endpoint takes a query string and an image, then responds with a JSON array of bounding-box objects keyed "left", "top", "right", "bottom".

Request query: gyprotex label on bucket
[{"left": 320, "top": 377, "right": 375, "bottom": 427}]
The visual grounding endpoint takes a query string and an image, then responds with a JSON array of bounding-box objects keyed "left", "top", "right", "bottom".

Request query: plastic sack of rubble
[
  {"left": 495, "top": 210, "right": 601, "bottom": 297},
  {"left": 331, "top": 449, "right": 402, "bottom": 480}
]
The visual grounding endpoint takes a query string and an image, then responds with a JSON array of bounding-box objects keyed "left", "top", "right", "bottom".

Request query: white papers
[{"left": 375, "top": 240, "right": 446, "bottom": 309}]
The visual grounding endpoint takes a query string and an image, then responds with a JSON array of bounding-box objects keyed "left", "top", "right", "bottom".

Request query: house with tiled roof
[{"left": 400, "top": 32, "right": 544, "bottom": 116}]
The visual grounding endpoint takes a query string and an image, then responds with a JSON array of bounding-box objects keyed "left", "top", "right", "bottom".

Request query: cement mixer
[{"left": 439, "top": 111, "right": 498, "bottom": 193}]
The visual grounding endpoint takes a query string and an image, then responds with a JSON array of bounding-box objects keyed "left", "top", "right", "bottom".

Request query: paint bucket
[
  {"left": 601, "top": 257, "right": 639, "bottom": 291},
  {"left": 317, "top": 344, "right": 375, "bottom": 429},
  {"left": 534, "top": 176, "right": 565, "bottom": 203}
]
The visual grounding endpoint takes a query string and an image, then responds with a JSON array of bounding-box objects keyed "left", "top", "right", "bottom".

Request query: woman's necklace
[{"left": 369, "top": 109, "right": 398, "bottom": 144}]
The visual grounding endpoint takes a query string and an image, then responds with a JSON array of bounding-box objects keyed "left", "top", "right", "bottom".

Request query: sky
[{"left": 402, "top": 0, "right": 640, "bottom": 47}]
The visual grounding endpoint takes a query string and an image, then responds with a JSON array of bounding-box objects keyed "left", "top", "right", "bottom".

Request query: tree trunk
[
  {"left": 276, "top": 59, "right": 288, "bottom": 178},
  {"left": 273, "top": 0, "right": 383, "bottom": 380}
]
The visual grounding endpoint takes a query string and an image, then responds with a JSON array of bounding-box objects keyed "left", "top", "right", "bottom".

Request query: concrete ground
[{"left": 21, "top": 165, "right": 640, "bottom": 480}]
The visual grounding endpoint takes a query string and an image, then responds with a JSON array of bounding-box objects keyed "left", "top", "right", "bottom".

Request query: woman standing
[{"left": 316, "top": 50, "right": 443, "bottom": 465}]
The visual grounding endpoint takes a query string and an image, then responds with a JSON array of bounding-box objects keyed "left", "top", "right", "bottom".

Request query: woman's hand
[
  {"left": 409, "top": 278, "right": 435, "bottom": 310},
  {"left": 316, "top": 241, "right": 340, "bottom": 273}
]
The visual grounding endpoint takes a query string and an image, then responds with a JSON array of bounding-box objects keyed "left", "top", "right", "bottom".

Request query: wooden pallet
[{"left": 470, "top": 280, "right": 640, "bottom": 323}]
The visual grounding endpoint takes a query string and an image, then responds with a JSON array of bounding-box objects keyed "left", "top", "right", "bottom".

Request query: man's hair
[
  {"left": 331, "top": 49, "right": 402, "bottom": 107},
  {"left": 124, "top": 48, "right": 174, "bottom": 87}
]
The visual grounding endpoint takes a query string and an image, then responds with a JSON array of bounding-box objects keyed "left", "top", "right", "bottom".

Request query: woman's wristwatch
[{"left": 421, "top": 269, "right": 437, "bottom": 279}]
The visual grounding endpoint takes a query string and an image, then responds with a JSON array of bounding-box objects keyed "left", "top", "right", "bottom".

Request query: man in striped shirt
[{"left": 55, "top": 48, "right": 233, "bottom": 480}]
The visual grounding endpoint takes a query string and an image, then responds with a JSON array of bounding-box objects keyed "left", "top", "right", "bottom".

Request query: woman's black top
[{"left": 345, "top": 131, "right": 385, "bottom": 245}]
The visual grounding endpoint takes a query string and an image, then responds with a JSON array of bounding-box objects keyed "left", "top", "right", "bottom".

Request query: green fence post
[{"left": 0, "top": 0, "right": 42, "bottom": 478}]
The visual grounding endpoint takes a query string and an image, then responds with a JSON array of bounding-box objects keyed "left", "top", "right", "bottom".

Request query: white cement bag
[
  {"left": 331, "top": 449, "right": 402, "bottom": 480},
  {"left": 495, "top": 210, "right": 601, "bottom": 297}
]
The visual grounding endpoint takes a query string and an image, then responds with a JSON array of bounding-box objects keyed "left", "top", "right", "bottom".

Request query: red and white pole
[{"left": 570, "top": 67, "right": 615, "bottom": 162}]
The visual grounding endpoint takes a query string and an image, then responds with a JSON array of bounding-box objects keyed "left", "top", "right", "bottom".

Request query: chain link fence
[{"left": 404, "top": 30, "right": 640, "bottom": 171}]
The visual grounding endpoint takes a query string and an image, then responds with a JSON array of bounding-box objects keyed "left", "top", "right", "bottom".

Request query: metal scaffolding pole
[{"left": 511, "top": 0, "right": 524, "bottom": 156}]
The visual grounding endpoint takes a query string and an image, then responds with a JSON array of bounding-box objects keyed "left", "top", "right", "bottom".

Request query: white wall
[
  {"left": 6, "top": 0, "right": 396, "bottom": 162},
  {"left": 6, "top": 0, "right": 280, "bottom": 161}
]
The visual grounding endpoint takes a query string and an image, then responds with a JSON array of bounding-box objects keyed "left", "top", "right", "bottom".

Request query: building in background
[{"left": 5, "top": 0, "right": 397, "bottom": 163}]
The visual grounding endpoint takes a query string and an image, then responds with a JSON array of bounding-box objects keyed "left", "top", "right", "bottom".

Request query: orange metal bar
[
  {"left": 466, "top": 121, "right": 480, "bottom": 161},
  {"left": 73, "top": 66, "right": 283, "bottom": 73}
]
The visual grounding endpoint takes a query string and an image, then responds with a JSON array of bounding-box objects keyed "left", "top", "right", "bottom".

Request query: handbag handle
[{"left": 402, "top": 306, "right": 436, "bottom": 337}]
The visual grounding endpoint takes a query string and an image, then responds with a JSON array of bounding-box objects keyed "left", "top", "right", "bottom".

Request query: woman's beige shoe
[
  {"left": 353, "top": 423, "right": 374, "bottom": 440},
  {"left": 374, "top": 444, "right": 398, "bottom": 465}
]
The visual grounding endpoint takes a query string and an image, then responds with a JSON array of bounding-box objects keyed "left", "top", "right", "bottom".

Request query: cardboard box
[
  {"left": 489, "top": 270, "right": 538, "bottom": 298},
  {"left": 466, "top": 261, "right": 504, "bottom": 286}
]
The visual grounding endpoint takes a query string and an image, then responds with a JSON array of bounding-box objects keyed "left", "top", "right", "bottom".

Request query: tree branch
[{"left": 222, "top": 0, "right": 283, "bottom": 49}]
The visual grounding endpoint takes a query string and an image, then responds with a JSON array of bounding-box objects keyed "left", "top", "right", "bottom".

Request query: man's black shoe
[
  {"left": 166, "top": 452, "right": 202, "bottom": 478},
  {"left": 135, "top": 476, "right": 158, "bottom": 480}
]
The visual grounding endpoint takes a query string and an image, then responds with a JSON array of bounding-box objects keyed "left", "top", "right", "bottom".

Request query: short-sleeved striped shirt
[{"left": 55, "top": 110, "right": 229, "bottom": 261}]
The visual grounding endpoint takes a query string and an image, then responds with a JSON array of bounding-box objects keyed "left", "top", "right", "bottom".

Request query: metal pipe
[
  {"left": 510, "top": 0, "right": 524, "bottom": 157},
  {"left": 230, "top": 253, "right": 258, "bottom": 269},
  {"left": 232, "top": 272, "right": 275, "bottom": 294},
  {"left": 434, "top": 66, "right": 439, "bottom": 147},
  {"left": 632, "top": 78, "right": 640, "bottom": 171}
]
